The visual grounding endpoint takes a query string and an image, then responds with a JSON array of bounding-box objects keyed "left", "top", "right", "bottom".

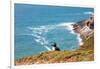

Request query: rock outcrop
[{"left": 72, "top": 16, "right": 94, "bottom": 39}]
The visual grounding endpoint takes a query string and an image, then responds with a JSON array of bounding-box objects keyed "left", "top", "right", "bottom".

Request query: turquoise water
[{"left": 15, "top": 4, "right": 94, "bottom": 59}]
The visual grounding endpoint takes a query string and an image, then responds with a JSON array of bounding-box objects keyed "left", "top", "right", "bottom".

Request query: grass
[{"left": 80, "top": 33, "right": 94, "bottom": 50}]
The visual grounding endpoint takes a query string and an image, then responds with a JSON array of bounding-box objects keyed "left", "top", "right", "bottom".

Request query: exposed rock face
[{"left": 72, "top": 16, "right": 94, "bottom": 39}]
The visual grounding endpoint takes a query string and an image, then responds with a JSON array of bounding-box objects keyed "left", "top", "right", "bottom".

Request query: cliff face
[
  {"left": 15, "top": 16, "right": 94, "bottom": 66},
  {"left": 72, "top": 16, "right": 94, "bottom": 39}
]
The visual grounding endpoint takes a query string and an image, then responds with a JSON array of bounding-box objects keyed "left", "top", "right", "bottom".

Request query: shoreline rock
[{"left": 72, "top": 16, "right": 94, "bottom": 39}]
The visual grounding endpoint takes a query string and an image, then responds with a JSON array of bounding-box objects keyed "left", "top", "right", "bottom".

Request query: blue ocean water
[{"left": 15, "top": 4, "right": 94, "bottom": 60}]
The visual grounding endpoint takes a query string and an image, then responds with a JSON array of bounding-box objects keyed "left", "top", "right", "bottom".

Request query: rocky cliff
[{"left": 72, "top": 16, "right": 94, "bottom": 39}]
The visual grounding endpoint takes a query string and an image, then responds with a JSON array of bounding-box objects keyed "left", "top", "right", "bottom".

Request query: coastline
[{"left": 15, "top": 16, "right": 94, "bottom": 66}]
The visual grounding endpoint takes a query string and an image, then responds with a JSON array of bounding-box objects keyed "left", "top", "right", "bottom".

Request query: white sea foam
[
  {"left": 35, "top": 39, "right": 41, "bottom": 43},
  {"left": 28, "top": 26, "right": 51, "bottom": 51},
  {"left": 44, "top": 46, "right": 51, "bottom": 51},
  {"left": 35, "top": 37, "right": 51, "bottom": 51},
  {"left": 77, "top": 34, "right": 83, "bottom": 46},
  {"left": 58, "top": 22, "right": 75, "bottom": 34},
  {"left": 27, "top": 22, "right": 83, "bottom": 51},
  {"left": 58, "top": 22, "right": 83, "bottom": 46},
  {"left": 31, "top": 34, "right": 41, "bottom": 38}
]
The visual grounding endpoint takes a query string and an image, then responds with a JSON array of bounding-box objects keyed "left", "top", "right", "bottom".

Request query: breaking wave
[{"left": 27, "top": 22, "right": 83, "bottom": 51}]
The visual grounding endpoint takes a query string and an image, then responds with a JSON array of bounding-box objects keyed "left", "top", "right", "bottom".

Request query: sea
[{"left": 14, "top": 4, "right": 94, "bottom": 60}]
